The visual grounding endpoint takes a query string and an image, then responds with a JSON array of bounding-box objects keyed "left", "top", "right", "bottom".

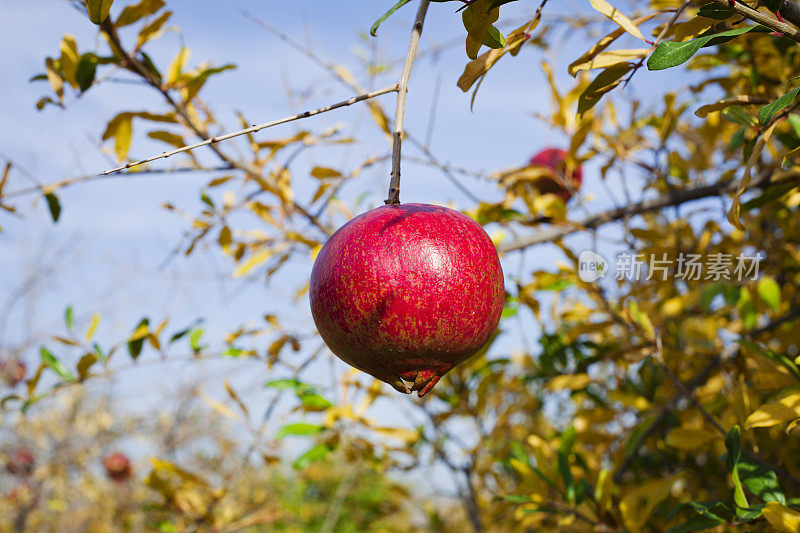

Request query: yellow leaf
[
  {"left": 233, "top": 249, "right": 272, "bottom": 279},
  {"left": 59, "top": 35, "right": 79, "bottom": 89},
  {"left": 763, "top": 502, "right": 800, "bottom": 532},
  {"left": 745, "top": 394, "right": 800, "bottom": 429},
  {"left": 85, "top": 314, "right": 100, "bottom": 342},
  {"left": 372, "top": 426, "right": 420, "bottom": 445},
  {"left": 310, "top": 167, "right": 342, "bottom": 179},
  {"left": 168, "top": 47, "right": 189, "bottom": 85},
  {"left": 665, "top": 428, "right": 717, "bottom": 450},
  {"left": 45, "top": 58, "right": 64, "bottom": 102},
  {"left": 568, "top": 11, "right": 662, "bottom": 77},
  {"left": 200, "top": 391, "right": 240, "bottom": 422},
  {"left": 548, "top": 373, "right": 592, "bottom": 391},
  {"left": 695, "top": 96, "right": 764, "bottom": 118},
  {"left": 137, "top": 10, "right": 172, "bottom": 49},
  {"left": 129, "top": 322, "right": 151, "bottom": 341},
  {"left": 462, "top": 0, "right": 500, "bottom": 60},
  {"left": 589, "top": 0, "right": 648, "bottom": 42},
  {"left": 457, "top": 22, "right": 534, "bottom": 92},
  {"left": 568, "top": 49, "right": 649, "bottom": 74},
  {"left": 619, "top": 477, "right": 675, "bottom": 532},
  {"left": 728, "top": 121, "right": 777, "bottom": 229},
  {"left": 114, "top": 115, "right": 133, "bottom": 161}
]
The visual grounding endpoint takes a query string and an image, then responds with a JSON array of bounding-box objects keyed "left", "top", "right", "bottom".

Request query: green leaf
[
  {"left": 275, "top": 422, "right": 324, "bottom": 439},
  {"left": 40, "top": 347, "right": 75, "bottom": 381},
  {"left": 725, "top": 425, "right": 741, "bottom": 471},
  {"left": 86, "top": 0, "right": 114, "bottom": 24},
  {"left": 127, "top": 318, "right": 149, "bottom": 360},
  {"left": 697, "top": 3, "right": 734, "bottom": 19},
  {"left": 189, "top": 328, "right": 204, "bottom": 353},
  {"left": 665, "top": 514, "right": 726, "bottom": 533},
  {"left": 483, "top": 24, "right": 506, "bottom": 49},
  {"left": 759, "top": 85, "right": 800, "bottom": 125},
  {"left": 503, "top": 494, "right": 533, "bottom": 503},
  {"left": 64, "top": 306, "right": 74, "bottom": 330},
  {"left": 758, "top": 277, "right": 781, "bottom": 311},
  {"left": 737, "top": 459, "right": 786, "bottom": 505},
  {"left": 293, "top": 443, "right": 332, "bottom": 469},
  {"left": 75, "top": 54, "right": 98, "bottom": 92},
  {"left": 264, "top": 378, "right": 304, "bottom": 390},
  {"left": 44, "top": 192, "right": 61, "bottom": 222},
  {"left": 578, "top": 64, "right": 633, "bottom": 116},
  {"left": 298, "top": 392, "right": 333, "bottom": 410},
  {"left": 647, "top": 25, "right": 769, "bottom": 71},
  {"left": 557, "top": 451, "right": 575, "bottom": 504},
  {"left": 370, "top": 0, "right": 412, "bottom": 36}
]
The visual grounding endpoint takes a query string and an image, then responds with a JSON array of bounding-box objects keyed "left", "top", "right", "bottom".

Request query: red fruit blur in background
[
  {"left": 310, "top": 203, "right": 505, "bottom": 397},
  {"left": 6, "top": 449, "right": 35, "bottom": 477},
  {"left": 528, "top": 148, "right": 583, "bottom": 202},
  {"left": 0, "top": 358, "right": 26, "bottom": 388},
  {"left": 103, "top": 453, "right": 132, "bottom": 482}
]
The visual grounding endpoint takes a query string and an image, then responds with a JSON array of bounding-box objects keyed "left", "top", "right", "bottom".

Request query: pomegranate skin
[
  {"left": 528, "top": 148, "right": 583, "bottom": 202},
  {"left": 310, "top": 203, "right": 504, "bottom": 397}
]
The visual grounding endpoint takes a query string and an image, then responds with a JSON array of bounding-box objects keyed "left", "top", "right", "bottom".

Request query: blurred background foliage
[{"left": 2, "top": 0, "right": 800, "bottom": 531}]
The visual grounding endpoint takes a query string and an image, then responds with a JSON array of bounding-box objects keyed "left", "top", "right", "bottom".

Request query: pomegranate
[
  {"left": 6, "top": 449, "right": 35, "bottom": 477},
  {"left": 103, "top": 452, "right": 132, "bottom": 482},
  {"left": 310, "top": 203, "right": 504, "bottom": 397},
  {"left": 528, "top": 148, "right": 583, "bottom": 202},
  {"left": 0, "top": 359, "right": 26, "bottom": 388}
]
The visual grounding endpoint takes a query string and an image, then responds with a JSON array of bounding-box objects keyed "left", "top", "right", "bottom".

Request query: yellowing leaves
[
  {"left": 547, "top": 373, "right": 592, "bottom": 391},
  {"left": 763, "top": 502, "right": 800, "bottom": 532},
  {"left": 745, "top": 393, "right": 800, "bottom": 429},
  {"left": 568, "top": 49, "right": 649, "bottom": 75},
  {"left": 589, "top": 0, "right": 649, "bottom": 43},
  {"left": 665, "top": 427, "right": 718, "bottom": 450}
]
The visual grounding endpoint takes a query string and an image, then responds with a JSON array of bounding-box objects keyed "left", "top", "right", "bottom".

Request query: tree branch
[
  {"left": 498, "top": 169, "right": 797, "bottom": 253},
  {"left": 99, "top": 85, "right": 399, "bottom": 176},
  {"left": 386, "top": 0, "right": 431, "bottom": 205},
  {"left": 712, "top": 0, "right": 800, "bottom": 43}
]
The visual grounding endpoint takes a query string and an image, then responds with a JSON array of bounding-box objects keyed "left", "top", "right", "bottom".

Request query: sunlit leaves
[
  {"left": 116, "top": 0, "right": 165, "bottom": 28},
  {"left": 40, "top": 347, "right": 75, "bottom": 381},
  {"left": 462, "top": 0, "right": 502, "bottom": 59},
  {"left": 648, "top": 26, "right": 769, "bottom": 71},
  {"left": 86, "top": 0, "right": 114, "bottom": 25},
  {"left": 588, "top": 0, "right": 648, "bottom": 43},
  {"left": 759, "top": 85, "right": 800, "bottom": 125}
]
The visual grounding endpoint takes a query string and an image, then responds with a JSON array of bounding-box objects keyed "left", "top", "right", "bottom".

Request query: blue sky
[{"left": 0, "top": 0, "right": 710, "bottom": 482}]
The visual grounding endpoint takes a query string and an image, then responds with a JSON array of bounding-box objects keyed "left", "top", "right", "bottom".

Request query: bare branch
[
  {"left": 386, "top": 0, "right": 431, "bottom": 205},
  {"left": 99, "top": 85, "right": 399, "bottom": 176},
  {"left": 711, "top": 0, "right": 800, "bottom": 42},
  {"left": 498, "top": 169, "right": 797, "bottom": 254}
]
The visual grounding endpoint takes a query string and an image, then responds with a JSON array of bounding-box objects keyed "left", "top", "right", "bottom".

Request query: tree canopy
[{"left": 2, "top": 0, "right": 800, "bottom": 531}]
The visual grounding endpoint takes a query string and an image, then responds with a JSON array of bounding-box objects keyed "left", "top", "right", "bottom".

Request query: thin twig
[
  {"left": 711, "top": 0, "right": 800, "bottom": 42},
  {"left": 386, "top": 0, "right": 431, "bottom": 205},
  {"left": 498, "top": 169, "right": 797, "bottom": 253},
  {"left": 99, "top": 85, "right": 399, "bottom": 176}
]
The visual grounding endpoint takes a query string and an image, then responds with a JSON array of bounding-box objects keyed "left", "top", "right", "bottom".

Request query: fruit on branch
[
  {"left": 6, "top": 449, "right": 35, "bottom": 477},
  {"left": 310, "top": 203, "right": 504, "bottom": 397},
  {"left": 528, "top": 148, "right": 583, "bottom": 202},
  {"left": 103, "top": 452, "right": 132, "bottom": 482},
  {"left": 0, "top": 358, "right": 26, "bottom": 388}
]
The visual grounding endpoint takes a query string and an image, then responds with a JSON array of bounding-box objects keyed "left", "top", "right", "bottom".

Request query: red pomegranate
[
  {"left": 310, "top": 203, "right": 504, "bottom": 397},
  {"left": 6, "top": 449, "right": 35, "bottom": 477},
  {"left": 0, "top": 359, "right": 26, "bottom": 388},
  {"left": 528, "top": 148, "right": 583, "bottom": 202},
  {"left": 103, "top": 452, "right": 132, "bottom": 482}
]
